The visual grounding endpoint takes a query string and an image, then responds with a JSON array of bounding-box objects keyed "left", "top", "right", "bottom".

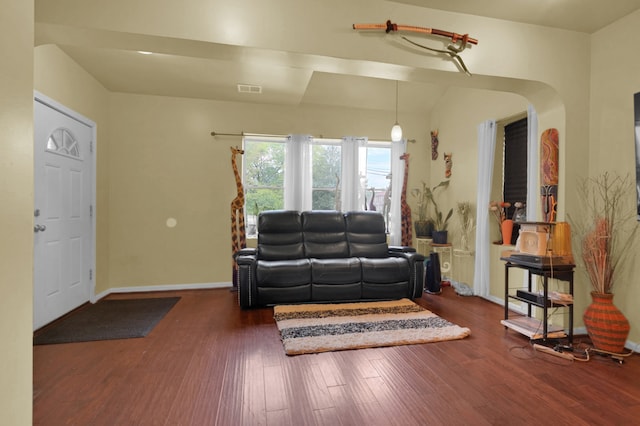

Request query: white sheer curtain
[
  {"left": 526, "top": 105, "right": 539, "bottom": 221},
  {"left": 340, "top": 137, "right": 367, "bottom": 212},
  {"left": 473, "top": 121, "right": 497, "bottom": 297},
  {"left": 284, "top": 134, "right": 312, "bottom": 211},
  {"left": 389, "top": 139, "right": 407, "bottom": 245}
]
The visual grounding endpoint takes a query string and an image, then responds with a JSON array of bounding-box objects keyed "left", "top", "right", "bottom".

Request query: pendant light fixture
[{"left": 391, "top": 80, "right": 403, "bottom": 142}]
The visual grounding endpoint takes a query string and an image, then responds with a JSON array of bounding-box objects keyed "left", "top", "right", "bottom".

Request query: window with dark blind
[{"left": 503, "top": 117, "right": 528, "bottom": 240}]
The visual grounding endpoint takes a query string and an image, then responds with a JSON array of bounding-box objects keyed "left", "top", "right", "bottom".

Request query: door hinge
[
  {"left": 89, "top": 205, "right": 93, "bottom": 217},
  {"left": 90, "top": 140, "right": 94, "bottom": 153},
  {"left": 89, "top": 269, "right": 93, "bottom": 280}
]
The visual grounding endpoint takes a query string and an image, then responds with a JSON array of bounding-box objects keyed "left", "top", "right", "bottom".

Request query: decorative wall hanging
[
  {"left": 540, "top": 129, "right": 559, "bottom": 222},
  {"left": 353, "top": 20, "right": 479, "bottom": 76},
  {"left": 444, "top": 152, "right": 453, "bottom": 178},
  {"left": 431, "top": 130, "right": 439, "bottom": 160},
  {"left": 230, "top": 146, "right": 246, "bottom": 287}
]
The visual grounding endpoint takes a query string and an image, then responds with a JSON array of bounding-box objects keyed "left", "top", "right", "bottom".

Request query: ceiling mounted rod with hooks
[{"left": 353, "top": 20, "right": 477, "bottom": 76}]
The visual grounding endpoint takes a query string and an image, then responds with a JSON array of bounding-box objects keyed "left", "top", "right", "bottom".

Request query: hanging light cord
[{"left": 395, "top": 80, "right": 399, "bottom": 123}]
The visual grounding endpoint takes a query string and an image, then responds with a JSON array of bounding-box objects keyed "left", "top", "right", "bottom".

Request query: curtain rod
[
  {"left": 211, "top": 131, "right": 347, "bottom": 139},
  {"left": 210, "top": 131, "right": 286, "bottom": 138},
  {"left": 211, "top": 131, "right": 415, "bottom": 142}
]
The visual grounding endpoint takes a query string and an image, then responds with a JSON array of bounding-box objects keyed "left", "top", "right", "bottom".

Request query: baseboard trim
[{"left": 93, "top": 282, "right": 233, "bottom": 302}]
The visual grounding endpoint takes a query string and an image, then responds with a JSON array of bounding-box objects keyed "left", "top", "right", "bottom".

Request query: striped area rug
[{"left": 273, "top": 298, "right": 470, "bottom": 355}]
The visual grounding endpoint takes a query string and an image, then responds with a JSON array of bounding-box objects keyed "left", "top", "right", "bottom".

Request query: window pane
[
  {"left": 243, "top": 137, "right": 286, "bottom": 237},
  {"left": 244, "top": 187, "right": 284, "bottom": 236},
  {"left": 46, "top": 128, "right": 81, "bottom": 160},
  {"left": 312, "top": 143, "right": 341, "bottom": 210},
  {"left": 364, "top": 144, "right": 391, "bottom": 213},
  {"left": 244, "top": 139, "right": 285, "bottom": 187}
]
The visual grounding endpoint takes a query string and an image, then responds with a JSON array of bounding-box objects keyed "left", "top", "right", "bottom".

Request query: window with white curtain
[{"left": 242, "top": 135, "right": 394, "bottom": 237}]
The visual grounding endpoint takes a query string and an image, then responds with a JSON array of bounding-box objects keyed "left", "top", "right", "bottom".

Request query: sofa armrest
[
  {"left": 234, "top": 247, "right": 257, "bottom": 259},
  {"left": 388, "top": 250, "right": 424, "bottom": 263},
  {"left": 236, "top": 251, "right": 258, "bottom": 308},
  {"left": 389, "top": 250, "right": 425, "bottom": 298}
]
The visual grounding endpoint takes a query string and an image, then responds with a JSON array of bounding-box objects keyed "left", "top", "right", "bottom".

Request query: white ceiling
[{"left": 36, "top": 0, "right": 640, "bottom": 115}]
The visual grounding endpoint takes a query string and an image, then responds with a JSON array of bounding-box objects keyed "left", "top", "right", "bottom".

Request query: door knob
[{"left": 34, "top": 224, "right": 46, "bottom": 232}]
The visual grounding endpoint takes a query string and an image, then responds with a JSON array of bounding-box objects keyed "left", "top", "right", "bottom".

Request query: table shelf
[{"left": 501, "top": 256, "right": 575, "bottom": 343}]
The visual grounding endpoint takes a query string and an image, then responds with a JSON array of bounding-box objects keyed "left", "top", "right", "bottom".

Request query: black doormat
[{"left": 34, "top": 297, "right": 181, "bottom": 345}]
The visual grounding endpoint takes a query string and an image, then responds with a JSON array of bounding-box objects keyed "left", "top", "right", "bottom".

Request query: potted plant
[
  {"left": 428, "top": 180, "right": 453, "bottom": 244},
  {"left": 568, "top": 172, "right": 638, "bottom": 354},
  {"left": 411, "top": 182, "right": 435, "bottom": 237}
]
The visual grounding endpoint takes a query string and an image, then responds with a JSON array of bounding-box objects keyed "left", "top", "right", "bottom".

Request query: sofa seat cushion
[
  {"left": 310, "top": 258, "right": 361, "bottom": 284},
  {"left": 360, "top": 257, "right": 410, "bottom": 299},
  {"left": 310, "top": 257, "right": 362, "bottom": 301},
  {"left": 360, "top": 257, "right": 409, "bottom": 282},
  {"left": 256, "top": 259, "right": 311, "bottom": 285},
  {"left": 256, "top": 259, "right": 311, "bottom": 304}
]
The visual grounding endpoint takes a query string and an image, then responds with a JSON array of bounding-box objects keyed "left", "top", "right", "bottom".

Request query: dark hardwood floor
[{"left": 34, "top": 287, "right": 640, "bottom": 425}]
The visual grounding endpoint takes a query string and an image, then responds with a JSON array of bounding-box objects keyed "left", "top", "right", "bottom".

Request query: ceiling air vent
[{"left": 237, "top": 84, "right": 262, "bottom": 94}]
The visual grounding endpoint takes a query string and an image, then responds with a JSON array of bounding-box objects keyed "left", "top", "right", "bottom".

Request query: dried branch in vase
[{"left": 569, "top": 172, "right": 638, "bottom": 294}]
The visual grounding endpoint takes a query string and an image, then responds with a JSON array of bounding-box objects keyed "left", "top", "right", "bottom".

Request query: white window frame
[{"left": 242, "top": 135, "right": 396, "bottom": 238}]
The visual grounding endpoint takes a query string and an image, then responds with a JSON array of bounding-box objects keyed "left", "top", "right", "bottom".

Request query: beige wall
[
  {"left": 430, "top": 87, "right": 529, "bottom": 247},
  {"left": 106, "top": 93, "right": 430, "bottom": 288},
  {"left": 588, "top": 10, "right": 640, "bottom": 345},
  {"left": 0, "top": 0, "right": 34, "bottom": 424},
  {"left": 431, "top": 88, "right": 529, "bottom": 306}
]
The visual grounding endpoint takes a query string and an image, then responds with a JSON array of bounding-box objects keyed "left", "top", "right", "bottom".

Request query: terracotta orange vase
[
  {"left": 583, "top": 292, "right": 630, "bottom": 354},
  {"left": 501, "top": 219, "right": 514, "bottom": 245}
]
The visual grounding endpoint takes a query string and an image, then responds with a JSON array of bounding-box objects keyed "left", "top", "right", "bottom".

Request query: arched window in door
[{"left": 46, "top": 128, "right": 81, "bottom": 159}]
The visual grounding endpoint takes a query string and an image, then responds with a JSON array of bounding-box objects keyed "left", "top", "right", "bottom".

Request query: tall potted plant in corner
[
  {"left": 569, "top": 172, "right": 638, "bottom": 354},
  {"left": 428, "top": 180, "right": 453, "bottom": 244}
]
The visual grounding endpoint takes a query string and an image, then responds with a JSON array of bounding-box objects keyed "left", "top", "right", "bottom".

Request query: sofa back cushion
[
  {"left": 257, "top": 210, "right": 304, "bottom": 260},
  {"left": 301, "top": 210, "right": 349, "bottom": 258},
  {"left": 344, "top": 211, "right": 389, "bottom": 258}
]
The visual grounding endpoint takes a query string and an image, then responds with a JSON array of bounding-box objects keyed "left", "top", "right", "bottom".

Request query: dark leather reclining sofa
[{"left": 236, "top": 210, "right": 424, "bottom": 308}]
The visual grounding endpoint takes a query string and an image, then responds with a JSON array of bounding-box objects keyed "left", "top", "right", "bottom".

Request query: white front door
[{"left": 33, "top": 93, "right": 95, "bottom": 330}]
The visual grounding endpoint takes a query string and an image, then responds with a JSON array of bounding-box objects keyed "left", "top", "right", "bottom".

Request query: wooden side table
[{"left": 501, "top": 256, "right": 575, "bottom": 343}]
